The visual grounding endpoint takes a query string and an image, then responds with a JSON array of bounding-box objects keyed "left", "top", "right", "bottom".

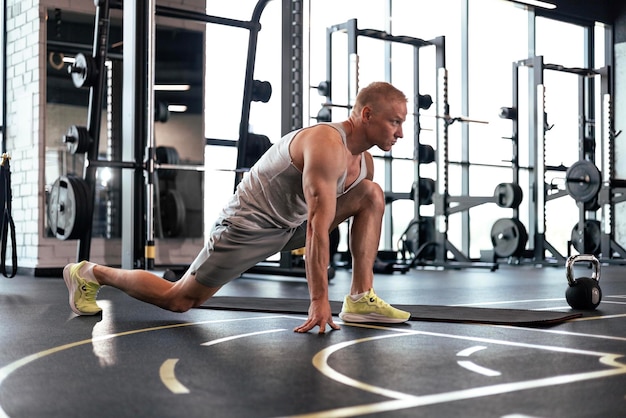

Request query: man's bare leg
[
  {"left": 63, "top": 261, "right": 221, "bottom": 314},
  {"left": 334, "top": 180, "right": 384, "bottom": 294},
  {"left": 93, "top": 265, "right": 220, "bottom": 312},
  {"left": 334, "top": 180, "right": 410, "bottom": 323}
]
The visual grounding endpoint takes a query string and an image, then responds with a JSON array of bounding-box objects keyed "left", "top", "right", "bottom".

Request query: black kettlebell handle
[{"left": 566, "top": 254, "right": 600, "bottom": 286}]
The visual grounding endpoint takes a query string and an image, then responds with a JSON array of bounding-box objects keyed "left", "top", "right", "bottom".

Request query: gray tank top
[{"left": 218, "top": 122, "right": 367, "bottom": 229}]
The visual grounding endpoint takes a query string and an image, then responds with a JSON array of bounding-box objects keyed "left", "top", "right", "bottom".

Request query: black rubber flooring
[{"left": 0, "top": 262, "right": 625, "bottom": 417}]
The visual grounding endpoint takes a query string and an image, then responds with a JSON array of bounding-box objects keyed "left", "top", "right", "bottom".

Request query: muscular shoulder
[
  {"left": 290, "top": 124, "right": 345, "bottom": 170},
  {"left": 298, "top": 124, "right": 343, "bottom": 146}
]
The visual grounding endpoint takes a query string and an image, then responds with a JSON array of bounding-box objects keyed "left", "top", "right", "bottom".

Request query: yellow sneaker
[
  {"left": 63, "top": 261, "right": 102, "bottom": 315},
  {"left": 339, "top": 289, "right": 410, "bottom": 324}
]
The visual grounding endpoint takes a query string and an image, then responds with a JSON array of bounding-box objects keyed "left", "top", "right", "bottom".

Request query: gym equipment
[
  {"left": 494, "top": 182, "right": 523, "bottom": 209},
  {"left": 0, "top": 154, "right": 17, "bottom": 278},
  {"left": 507, "top": 56, "right": 616, "bottom": 265},
  {"left": 418, "top": 144, "right": 435, "bottom": 164},
  {"left": 565, "top": 254, "right": 602, "bottom": 310},
  {"left": 446, "top": 182, "right": 524, "bottom": 215},
  {"left": 55, "top": 0, "right": 276, "bottom": 271},
  {"left": 385, "top": 178, "right": 435, "bottom": 206},
  {"left": 499, "top": 106, "right": 516, "bottom": 120},
  {"left": 47, "top": 175, "right": 92, "bottom": 240},
  {"left": 155, "top": 146, "right": 180, "bottom": 180},
  {"left": 242, "top": 133, "right": 272, "bottom": 168},
  {"left": 311, "top": 80, "right": 330, "bottom": 97},
  {"left": 490, "top": 218, "right": 528, "bottom": 258},
  {"left": 314, "top": 107, "right": 331, "bottom": 122},
  {"left": 159, "top": 189, "right": 186, "bottom": 238},
  {"left": 418, "top": 93, "right": 433, "bottom": 110},
  {"left": 570, "top": 219, "right": 601, "bottom": 256},
  {"left": 401, "top": 216, "right": 436, "bottom": 261},
  {"left": 67, "top": 52, "right": 98, "bottom": 88},
  {"left": 251, "top": 80, "right": 272, "bottom": 103},
  {"left": 62, "top": 125, "right": 92, "bottom": 155},
  {"left": 565, "top": 160, "right": 601, "bottom": 203}
]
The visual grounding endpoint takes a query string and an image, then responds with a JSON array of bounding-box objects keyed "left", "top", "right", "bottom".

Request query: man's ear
[{"left": 362, "top": 106, "right": 372, "bottom": 121}]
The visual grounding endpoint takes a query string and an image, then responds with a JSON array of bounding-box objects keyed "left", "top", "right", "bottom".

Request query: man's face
[{"left": 367, "top": 100, "right": 407, "bottom": 152}]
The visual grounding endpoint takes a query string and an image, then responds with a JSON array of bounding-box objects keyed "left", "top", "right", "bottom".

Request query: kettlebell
[{"left": 565, "top": 254, "right": 602, "bottom": 310}]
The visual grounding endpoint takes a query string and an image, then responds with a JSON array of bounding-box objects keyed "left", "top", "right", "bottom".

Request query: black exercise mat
[{"left": 199, "top": 297, "right": 582, "bottom": 326}]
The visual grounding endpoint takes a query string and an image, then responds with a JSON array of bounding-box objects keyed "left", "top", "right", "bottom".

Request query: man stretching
[{"left": 64, "top": 81, "right": 411, "bottom": 333}]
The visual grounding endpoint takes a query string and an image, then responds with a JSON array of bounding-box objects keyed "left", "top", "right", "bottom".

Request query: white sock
[
  {"left": 349, "top": 291, "right": 368, "bottom": 301},
  {"left": 78, "top": 261, "right": 98, "bottom": 282}
]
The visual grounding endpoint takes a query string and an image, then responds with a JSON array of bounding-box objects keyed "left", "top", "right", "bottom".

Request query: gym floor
[{"left": 0, "top": 262, "right": 625, "bottom": 418}]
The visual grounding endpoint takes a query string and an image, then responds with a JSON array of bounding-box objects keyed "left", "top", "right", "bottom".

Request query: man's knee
[
  {"left": 163, "top": 277, "right": 217, "bottom": 313},
  {"left": 360, "top": 180, "right": 385, "bottom": 213}
]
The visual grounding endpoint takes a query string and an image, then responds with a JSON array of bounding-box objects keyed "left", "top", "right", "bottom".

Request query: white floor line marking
[
  {"left": 457, "top": 346, "right": 487, "bottom": 357},
  {"left": 201, "top": 329, "right": 287, "bottom": 346},
  {"left": 311, "top": 333, "right": 420, "bottom": 401},
  {"left": 289, "top": 325, "right": 626, "bottom": 418},
  {"left": 0, "top": 314, "right": 289, "bottom": 418},
  {"left": 159, "top": 359, "right": 190, "bottom": 394},
  {"left": 344, "top": 323, "right": 624, "bottom": 358},
  {"left": 456, "top": 346, "right": 501, "bottom": 377},
  {"left": 456, "top": 361, "right": 501, "bottom": 377}
]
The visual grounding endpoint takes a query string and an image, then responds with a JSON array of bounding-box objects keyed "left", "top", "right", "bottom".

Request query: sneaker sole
[
  {"left": 63, "top": 264, "right": 99, "bottom": 316},
  {"left": 63, "top": 264, "right": 82, "bottom": 315},
  {"left": 338, "top": 312, "right": 410, "bottom": 324}
]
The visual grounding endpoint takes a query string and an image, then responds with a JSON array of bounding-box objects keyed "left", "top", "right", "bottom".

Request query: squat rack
[{"left": 509, "top": 56, "right": 625, "bottom": 265}]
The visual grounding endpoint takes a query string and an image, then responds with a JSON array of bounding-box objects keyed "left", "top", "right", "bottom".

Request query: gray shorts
[{"left": 188, "top": 221, "right": 306, "bottom": 287}]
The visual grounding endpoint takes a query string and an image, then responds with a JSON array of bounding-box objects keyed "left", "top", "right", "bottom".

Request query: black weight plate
[
  {"left": 156, "top": 146, "right": 179, "bottom": 180},
  {"left": 411, "top": 177, "right": 435, "bottom": 205},
  {"left": 584, "top": 196, "right": 600, "bottom": 212},
  {"left": 65, "top": 176, "right": 90, "bottom": 240},
  {"left": 160, "top": 189, "right": 186, "bottom": 238},
  {"left": 418, "top": 144, "right": 435, "bottom": 164},
  {"left": 571, "top": 219, "right": 601, "bottom": 255},
  {"left": 490, "top": 218, "right": 528, "bottom": 258},
  {"left": 565, "top": 160, "right": 601, "bottom": 203},
  {"left": 64, "top": 125, "right": 92, "bottom": 155},
  {"left": 494, "top": 183, "right": 523, "bottom": 208}
]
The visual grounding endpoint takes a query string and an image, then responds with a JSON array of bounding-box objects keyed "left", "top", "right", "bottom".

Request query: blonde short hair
[{"left": 351, "top": 82, "right": 408, "bottom": 116}]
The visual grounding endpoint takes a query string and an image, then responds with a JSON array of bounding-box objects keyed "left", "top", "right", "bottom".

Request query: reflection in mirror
[{"left": 45, "top": 9, "right": 204, "bottom": 242}]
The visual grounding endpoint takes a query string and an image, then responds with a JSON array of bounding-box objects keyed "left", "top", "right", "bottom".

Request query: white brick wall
[{"left": 5, "top": 1, "right": 44, "bottom": 269}]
